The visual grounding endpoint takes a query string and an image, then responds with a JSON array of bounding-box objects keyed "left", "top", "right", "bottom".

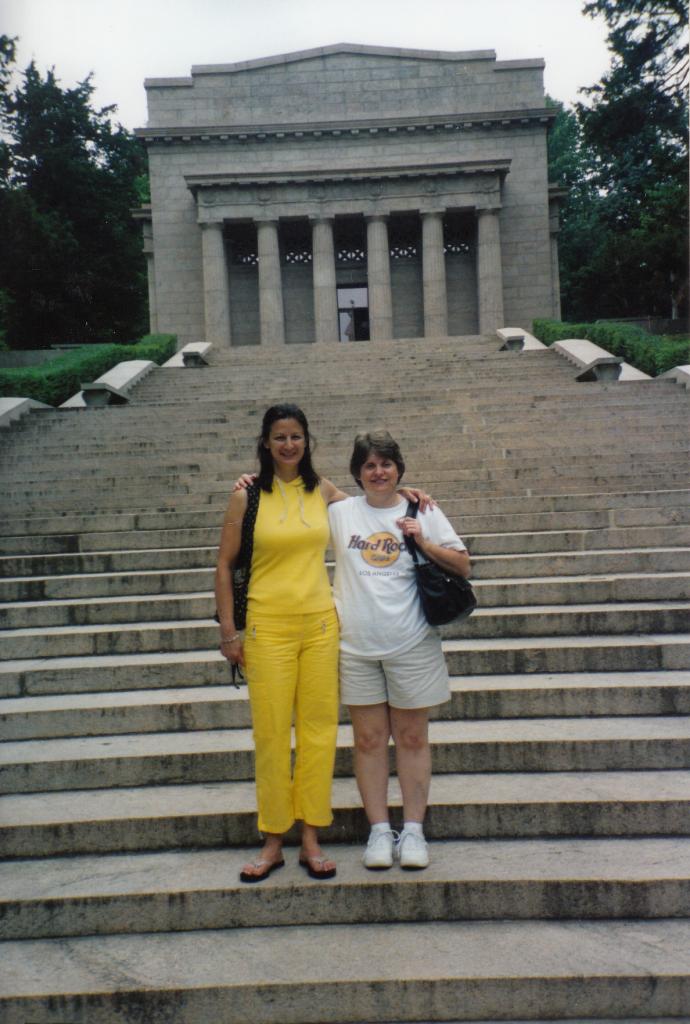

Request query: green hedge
[
  {"left": 0, "top": 334, "right": 177, "bottom": 407},
  {"left": 532, "top": 319, "right": 689, "bottom": 377}
]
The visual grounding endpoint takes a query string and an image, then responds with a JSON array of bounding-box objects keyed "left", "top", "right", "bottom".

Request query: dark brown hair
[
  {"left": 349, "top": 431, "right": 405, "bottom": 489},
  {"left": 256, "top": 404, "right": 319, "bottom": 492}
]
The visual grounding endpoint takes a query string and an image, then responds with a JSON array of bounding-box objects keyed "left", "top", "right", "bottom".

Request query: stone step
[
  {"left": 4, "top": 413, "right": 687, "bottom": 454},
  {"left": 3, "top": 634, "right": 689, "bottom": 699},
  {"left": 5, "top": 466, "right": 688, "bottom": 510},
  {"left": 3, "top": 716, "right": 690, "bottom": 795},
  {"left": 6, "top": 468, "right": 689, "bottom": 513},
  {"left": 3, "top": 487, "right": 688, "bottom": 538},
  {"left": 5, "top": 425, "right": 686, "bottom": 474},
  {"left": 11, "top": 483, "right": 690, "bottom": 518},
  {"left": 3, "top": 769, "right": 690, "bottom": 858},
  {"left": 3, "top": 572, "right": 689, "bottom": 627},
  {"left": 1, "top": 837, "right": 688, "bottom": 940},
  {"left": 3, "top": 672, "right": 690, "bottom": 741},
  {"left": 4, "top": 513, "right": 690, "bottom": 559},
  {"left": 5, "top": 436, "right": 687, "bottom": 478},
  {"left": 2, "top": 603, "right": 689, "bottom": 660},
  {"left": 4, "top": 919, "right": 687, "bottom": 1024},
  {"left": 3, "top": 524, "right": 690, "bottom": 579}
]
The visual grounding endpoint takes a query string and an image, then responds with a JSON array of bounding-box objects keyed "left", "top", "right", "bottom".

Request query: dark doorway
[{"left": 338, "top": 285, "right": 369, "bottom": 341}]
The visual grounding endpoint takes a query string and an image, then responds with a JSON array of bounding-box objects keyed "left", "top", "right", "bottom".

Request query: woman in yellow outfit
[
  {"left": 216, "top": 404, "right": 343, "bottom": 882},
  {"left": 217, "top": 404, "right": 428, "bottom": 883}
]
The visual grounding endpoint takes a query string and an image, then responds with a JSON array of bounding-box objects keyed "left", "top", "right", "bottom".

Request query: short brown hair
[{"left": 349, "top": 432, "right": 405, "bottom": 489}]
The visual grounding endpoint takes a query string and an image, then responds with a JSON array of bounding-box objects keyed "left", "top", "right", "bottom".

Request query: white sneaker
[
  {"left": 397, "top": 829, "right": 429, "bottom": 869},
  {"left": 363, "top": 829, "right": 398, "bottom": 869}
]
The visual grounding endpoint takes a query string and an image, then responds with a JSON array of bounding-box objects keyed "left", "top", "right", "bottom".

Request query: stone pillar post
[
  {"left": 366, "top": 215, "right": 393, "bottom": 340},
  {"left": 257, "top": 219, "right": 285, "bottom": 345},
  {"left": 200, "top": 222, "right": 231, "bottom": 347},
  {"left": 141, "top": 220, "right": 158, "bottom": 333},
  {"left": 476, "top": 207, "right": 504, "bottom": 335},
  {"left": 311, "top": 217, "right": 338, "bottom": 343},
  {"left": 421, "top": 211, "right": 448, "bottom": 337},
  {"left": 549, "top": 198, "right": 563, "bottom": 320},
  {"left": 145, "top": 254, "right": 158, "bottom": 334}
]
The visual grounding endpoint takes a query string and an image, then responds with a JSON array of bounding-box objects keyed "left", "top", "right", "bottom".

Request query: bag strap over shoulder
[
  {"left": 403, "top": 500, "right": 422, "bottom": 564},
  {"left": 236, "top": 482, "right": 260, "bottom": 571}
]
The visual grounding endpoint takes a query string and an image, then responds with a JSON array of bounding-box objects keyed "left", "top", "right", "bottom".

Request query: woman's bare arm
[{"left": 320, "top": 477, "right": 350, "bottom": 504}]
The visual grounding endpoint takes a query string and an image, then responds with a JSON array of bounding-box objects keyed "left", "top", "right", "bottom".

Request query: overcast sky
[{"left": 3, "top": 0, "right": 612, "bottom": 130}]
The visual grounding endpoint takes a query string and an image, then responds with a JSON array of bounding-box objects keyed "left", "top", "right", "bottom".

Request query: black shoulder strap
[
  {"left": 403, "top": 500, "right": 421, "bottom": 564},
  {"left": 236, "top": 483, "right": 260, "bottom": 570}
]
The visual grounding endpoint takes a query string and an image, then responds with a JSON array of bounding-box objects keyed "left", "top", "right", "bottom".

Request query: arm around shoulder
[{"left": 320, "top": 476, "right": 350, "bottom": 505}]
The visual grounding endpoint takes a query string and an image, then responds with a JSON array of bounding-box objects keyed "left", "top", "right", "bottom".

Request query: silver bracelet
[{"left": 221, "top": 633, "right": 241, "bottom": 644}]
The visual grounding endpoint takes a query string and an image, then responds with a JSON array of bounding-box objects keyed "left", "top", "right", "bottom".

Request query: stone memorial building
[{"left": 136, "top": 43, "right": 561, "bottom": 348}]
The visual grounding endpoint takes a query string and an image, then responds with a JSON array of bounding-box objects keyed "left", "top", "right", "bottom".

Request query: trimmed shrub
[
  {"left": 532, "top": 319, "right": 690, "bottom": 377},
  {"left": 0, "top": 334, "right": 176, "bottom": 407}
]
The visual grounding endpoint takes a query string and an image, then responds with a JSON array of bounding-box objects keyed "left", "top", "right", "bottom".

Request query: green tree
[
  {"left": 546, "top": 97, "right": 609, "bottom": 320},
  {"left": 574, "top": 0, "right": 688, "bottom": 318},
  {"left": 0, "top": 36, "right": 148, "bottom": 348}
]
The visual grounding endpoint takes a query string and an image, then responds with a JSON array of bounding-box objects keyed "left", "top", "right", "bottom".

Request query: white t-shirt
[{"left": 328, "top": 495, "right": 466, "bottom": 658}]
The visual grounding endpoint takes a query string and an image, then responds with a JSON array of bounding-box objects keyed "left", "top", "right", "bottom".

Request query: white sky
[{"left": 3, "top": 0, "right": 612, "bottom": 130}]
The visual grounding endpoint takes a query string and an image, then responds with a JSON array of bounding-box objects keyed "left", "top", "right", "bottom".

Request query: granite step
[
  {"left": 3, "top": 769, "right": 690, "bottom": 858},
  {"left": 3, "top": 672, "right": 690, "bottom": 741},
  {"left": 3, "top": 716, "right": 690, "bottom": 794},
  {"left": 4, "top": 485, "right": 689, "bottom": 524},
  {"left": 1, "top": 836, "right": 688, "bottom": 940},
  {"left": 1, "top": 919, "right": 690, "bottom": 1022},
  {"left": 2, "top": 603, "right": 689, "bottom": 660},
  {"left": 3, "top": 571, "right": 689, "bottom": 627},
  {"left": 2, "top": 634, "right": 689, "bottom": 699},
  {"left": 4, "top": 515, "right": 690, "bottom": 558},
  {"left": 2, "top": 488, "right": 688, "bottom": 538}
]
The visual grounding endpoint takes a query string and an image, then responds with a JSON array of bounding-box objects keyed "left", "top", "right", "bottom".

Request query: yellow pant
[{"left": 244, "top": 607, "right": 339, "bottom": 834}]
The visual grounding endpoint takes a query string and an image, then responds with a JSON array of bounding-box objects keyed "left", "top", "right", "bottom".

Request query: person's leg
[
  {"left": 293, "top": 609, "right": 339, "bottom": 876},
  {"left": 241, "top": 613, "right": 299, "bottom": 879},
  {"left": 390, "top": 705, "right": 432, "bottom": 870},
  {"left": 349, "top": 703, "right": 392, "bottom": 825},
  {"left": 389, "top": 706, "right": 432, "bottom": 822},
  {"left": 350, "top": 702, "right": 401, "bottom": 869}
]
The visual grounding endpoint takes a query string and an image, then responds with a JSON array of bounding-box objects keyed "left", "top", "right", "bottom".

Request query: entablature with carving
[{"left": 188, "top": 161, "right": 509, "bottom": 224}]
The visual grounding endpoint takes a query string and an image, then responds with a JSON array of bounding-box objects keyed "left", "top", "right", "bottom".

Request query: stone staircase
[{"left": 1, "top": 333, "right": 690, "bottom": 1023}]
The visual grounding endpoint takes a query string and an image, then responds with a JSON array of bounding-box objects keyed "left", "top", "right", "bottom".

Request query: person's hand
[
  {"left": 233, "top": 473, "right": 257, "bottom": 492},
  {"left": 220, "top": 635, "right": 245, "bottom": 666},
  {"left": 398, "top": 486, "right": 435, "bottom": 512},
  {"left": 396, "top": 514, "right": 424, "bottom": 540}
]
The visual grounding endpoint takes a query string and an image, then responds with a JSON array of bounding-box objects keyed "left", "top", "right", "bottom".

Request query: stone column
[
  {"left": 366, "top": 215, "right": 393, "bottom": 340},
  {"left": 257, "top": 219, "right": 285, "bottom": 345},
  {"left": 311, "top": 217, "right": 338, "bottom": 343},
  {"left": 421, "top": 211, "right": 448, "bottom": 337},
  {"left": 145, "top": 254, "right": 158, "bottom": 334},
  {"left": 200, "top": 222, "right": 231, "bottom": 347},
  {"left": 549, "top": 200, "right": 562, "bottom": 320},
  {"left": 476, "top": 207, "right": 504, "bottom": 335},
  {"left": 141, "top": 221, "right": 158, "bottom": 333}
]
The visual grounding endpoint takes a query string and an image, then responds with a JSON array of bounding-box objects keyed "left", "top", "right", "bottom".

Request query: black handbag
[
  {"left": 231, "top": 482, "right": 260, "bottom": 631},
  {"left": 403, "top": 502, "right": 476, "bottom": 626},
  {"left": 215, "top": 481, "right": 260, "bottom": 633}
]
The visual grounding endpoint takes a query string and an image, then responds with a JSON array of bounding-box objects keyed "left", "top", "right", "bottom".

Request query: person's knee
[
  {"left": 353, "top": 722, "right": 389, "bottom": 755},
  {"left": 393, "top": 722, "right": 428, "bottom": 753}
]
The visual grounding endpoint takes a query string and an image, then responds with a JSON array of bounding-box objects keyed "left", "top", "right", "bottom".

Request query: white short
[{"left": 339, "top": 630, "right": 450, "bottom": 709}]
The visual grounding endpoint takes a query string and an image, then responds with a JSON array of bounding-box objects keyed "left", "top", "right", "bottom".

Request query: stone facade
[{"left": 136, "top": 44, "right": 559, "bottom": 348}]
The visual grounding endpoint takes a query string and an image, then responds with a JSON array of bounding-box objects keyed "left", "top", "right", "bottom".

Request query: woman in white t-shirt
[{"left": 329, "top": 432, "right": 470, "bottom": 871}]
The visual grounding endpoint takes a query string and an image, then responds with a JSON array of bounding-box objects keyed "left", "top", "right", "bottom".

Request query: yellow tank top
[{"left": 248, "top": 476, "right": 333, "bottom": 614}]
